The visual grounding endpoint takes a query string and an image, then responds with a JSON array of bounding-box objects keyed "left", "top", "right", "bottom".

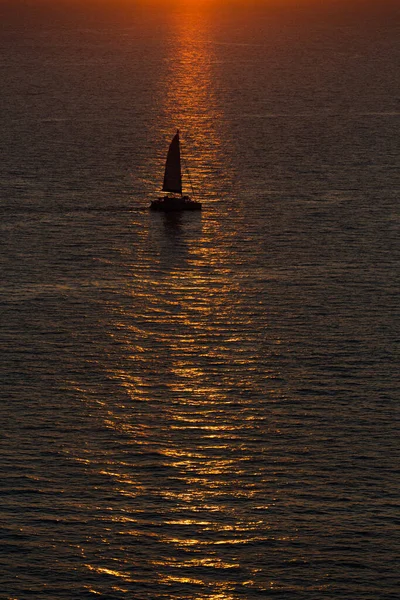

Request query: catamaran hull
[{"left": 150, "top": 196, "right": 202, "bottom": 212}]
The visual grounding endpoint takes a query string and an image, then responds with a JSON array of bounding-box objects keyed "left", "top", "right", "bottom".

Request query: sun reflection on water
[
  {"left": 75, "top": 7, "right": 282, "bottom": 599},
  {"left": 157, "top": 7, "right": 228, "bottom": 206}
]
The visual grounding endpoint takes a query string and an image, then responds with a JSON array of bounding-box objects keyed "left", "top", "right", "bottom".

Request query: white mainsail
[{"left": 162, "top": 130, "right": 182, "bottom": 195}]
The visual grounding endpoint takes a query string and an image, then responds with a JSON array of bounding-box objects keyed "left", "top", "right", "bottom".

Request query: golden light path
[
  {"left": 73, "top": 6, "right": 285, "bottom": 598},
  {"left": 158, "top": 5, "right": 224, "bottom": 203}
]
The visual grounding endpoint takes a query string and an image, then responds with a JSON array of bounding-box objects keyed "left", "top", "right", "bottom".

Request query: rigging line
[{"left": 181, "top": 153, "right": 196, "bottom": 199}]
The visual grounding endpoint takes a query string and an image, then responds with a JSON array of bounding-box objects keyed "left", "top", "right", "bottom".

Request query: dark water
[{"left": 1, "top": 4, "right": 399, "bottom": 599}]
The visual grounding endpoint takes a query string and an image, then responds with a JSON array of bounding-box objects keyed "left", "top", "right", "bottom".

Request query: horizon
[{"left": 1, "top": 0, "right": 400, "bottom": 17}]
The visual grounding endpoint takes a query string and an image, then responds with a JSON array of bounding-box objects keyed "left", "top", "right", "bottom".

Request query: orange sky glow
[
  {"left": 1, "top": 0, "right": 398, "bottom": 26},
  {"left": 1, "top": 0, "right": 399, "bottom": 7}
]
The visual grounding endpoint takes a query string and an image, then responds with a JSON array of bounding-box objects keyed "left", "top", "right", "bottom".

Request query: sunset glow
[
  {"left": 1, "top": 0, "right": 398, "bottom": 31},
  {"left": 1, "top": 0, "right": 398, "bottom": 594},
  {"left": 2, "top": 0, "right": 399, "bottom": 10}
]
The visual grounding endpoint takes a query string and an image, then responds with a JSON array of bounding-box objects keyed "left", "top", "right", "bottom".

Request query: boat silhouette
[{"left": 150, "top": 130, "right": 202, "bottom": 212}]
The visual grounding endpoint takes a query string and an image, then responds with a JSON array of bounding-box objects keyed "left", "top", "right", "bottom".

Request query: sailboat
[{"left": 150, "top": 130, "right": 202, "bottom": 211}]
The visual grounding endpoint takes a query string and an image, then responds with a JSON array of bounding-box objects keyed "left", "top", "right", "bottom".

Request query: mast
[{"left": 162, "top": 130, "right": 182, "bottom": 195}]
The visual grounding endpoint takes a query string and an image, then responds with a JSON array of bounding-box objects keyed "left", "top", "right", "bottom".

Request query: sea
[{"left": 0, "top": 2, "right": 399, "bottom": 599}]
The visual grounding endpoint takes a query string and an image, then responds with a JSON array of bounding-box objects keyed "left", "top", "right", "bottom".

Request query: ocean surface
[{"left": 0, "top": 4, "right": 399, "bottom": 599}]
